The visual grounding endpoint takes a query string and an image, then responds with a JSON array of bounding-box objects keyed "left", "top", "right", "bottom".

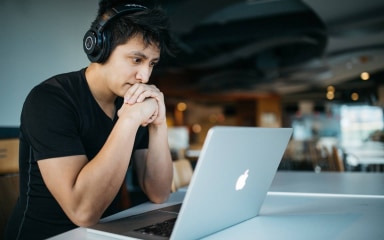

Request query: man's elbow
[
  {"left": 68, "top": 209, "right": 101, "bottom": 227},
  {"left": 149, "top": 191, "right": 171, "bottom": 204}
]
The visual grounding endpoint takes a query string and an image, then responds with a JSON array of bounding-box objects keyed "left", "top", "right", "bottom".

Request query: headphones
[{"left": 83, "top": 4, "right": 148, "bottom": 63}]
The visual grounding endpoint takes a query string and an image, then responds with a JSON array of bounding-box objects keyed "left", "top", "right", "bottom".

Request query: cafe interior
[
  {"left": 1, "top": 0, "right": 384, "bottom": 237},
  {"left": 152, "top": 0, "right": 384, "bottom": 173}
]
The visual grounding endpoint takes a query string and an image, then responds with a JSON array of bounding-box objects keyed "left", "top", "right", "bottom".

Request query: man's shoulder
[
  {"left": 31, "top": 68, "right": 86, "bottom": 94},
  {"left": 43, "top": 68, "right": 86, "bottom": 86}
]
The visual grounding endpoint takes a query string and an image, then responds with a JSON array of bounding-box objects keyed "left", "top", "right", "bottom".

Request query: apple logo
[{"left": 235, "top": 169, "right": 249, "bottom": 191}]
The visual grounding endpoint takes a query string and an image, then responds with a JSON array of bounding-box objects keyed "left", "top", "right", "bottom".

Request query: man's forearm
[{"left": 144, "top": 123, "right": 173, "bottom": 203}]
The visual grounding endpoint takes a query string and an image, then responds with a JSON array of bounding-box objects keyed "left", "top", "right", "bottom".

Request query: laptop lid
[
  {"left": 88, "top": 126, "right": 292, "bottom": 239},
  {"left": 170, "top": 126, "right": 292, "bottom": 239}
]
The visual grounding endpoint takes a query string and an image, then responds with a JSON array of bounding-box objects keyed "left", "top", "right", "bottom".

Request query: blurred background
[{"left": 154, "top": 0, "right": 384, "bottom": 172}]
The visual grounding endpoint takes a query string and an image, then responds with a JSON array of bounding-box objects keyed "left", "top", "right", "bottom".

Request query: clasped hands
[{"left": 118, "top": 83, "right": 166, "bottom": 126}]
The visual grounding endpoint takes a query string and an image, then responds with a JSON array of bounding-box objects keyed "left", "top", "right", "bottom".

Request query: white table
[
  {"left": 50, "top": 172, "right": 384, "bottom": 240},
  {"left": 344, "top": 142, "right": 384, "bottom": 171},
  {"left": 270, "top": 171, "right": 384, "bottom": 196}
]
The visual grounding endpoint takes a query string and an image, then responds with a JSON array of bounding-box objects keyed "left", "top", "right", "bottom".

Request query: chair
[
  {"left": 308, "top": 140, "right": 322, "bottom": 172},
  {"left": 0, "top": 138, "right": 20, "bottom": 237},
  {"left": 324, "top": 146, "right": 345, "bottom": 172},
  {"left": 331, "top": 146, "right": 345, "bottom": 172},
  {"left": 171, "top": 159, "right": 193, "bottom": 192}
]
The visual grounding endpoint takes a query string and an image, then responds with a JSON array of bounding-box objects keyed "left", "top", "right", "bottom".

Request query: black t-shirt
[{"left": 5, "top": 68, "right": 148, "bottom": 240}]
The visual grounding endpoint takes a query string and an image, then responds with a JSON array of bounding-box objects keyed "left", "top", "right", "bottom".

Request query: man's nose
[{"left": 136, "top": 66, "right": 151, "bottom": 83}]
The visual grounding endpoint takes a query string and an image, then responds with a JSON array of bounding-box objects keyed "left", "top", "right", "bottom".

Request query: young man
[{"left": 5, "top": 0, "right": 176, "bottom": 239}]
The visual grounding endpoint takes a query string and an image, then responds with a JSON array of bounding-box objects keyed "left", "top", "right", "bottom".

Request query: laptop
[{"left": 88, "top": 126, "right": 292, "bottom": 239}]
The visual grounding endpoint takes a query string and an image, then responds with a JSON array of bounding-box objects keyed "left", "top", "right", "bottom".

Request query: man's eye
[
  {"left": 150, "top": 61, "right": 158, "bottom": 67},
  {"left": 132, "top": 58, "right": 142, "bottom": 63}
]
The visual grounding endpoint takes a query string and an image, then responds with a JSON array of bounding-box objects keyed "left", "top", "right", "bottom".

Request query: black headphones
[{"left": 83, "top": 4, "right": 148, "bottom": 63}]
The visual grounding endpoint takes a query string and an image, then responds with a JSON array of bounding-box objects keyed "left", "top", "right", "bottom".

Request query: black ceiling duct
[{"left": 159, "top": 0, "right": 327, "bottom": 73}]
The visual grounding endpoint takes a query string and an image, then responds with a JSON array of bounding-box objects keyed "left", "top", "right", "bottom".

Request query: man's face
[{"left": 102, "top": 35, "right": 161, "bottom": 98}]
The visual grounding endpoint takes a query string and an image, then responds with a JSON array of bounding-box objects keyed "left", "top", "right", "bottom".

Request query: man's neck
[{"left": 85, "top": 64, "right": 117, "bottom": 119}]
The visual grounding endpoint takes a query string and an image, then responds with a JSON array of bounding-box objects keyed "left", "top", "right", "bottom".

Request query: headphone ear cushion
[{"left": 97, "top": 30, "right": 111, "bottom": 63}]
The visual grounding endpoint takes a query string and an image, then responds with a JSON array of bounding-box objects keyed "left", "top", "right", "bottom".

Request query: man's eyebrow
[
  {"left": 129, "top": 51, "right": 160, "bottom": 61},
  {"left": 130, "top": 51, "right": 147, "bottom": 58}
]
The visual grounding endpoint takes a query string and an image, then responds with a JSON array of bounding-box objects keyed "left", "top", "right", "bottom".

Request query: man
[{"left": 5, "top": 0, "right": 176, "bottom": 239}]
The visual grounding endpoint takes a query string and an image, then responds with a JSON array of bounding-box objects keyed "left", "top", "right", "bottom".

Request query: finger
[
  {"left": 125, "top": 84, "right": 160, "bottom": 104},
  {"left": 136, "top": 89, "right": 159, "bottom": 103},
  {"left": 124, "top": 84, "right": 140, "bottom": 104}
]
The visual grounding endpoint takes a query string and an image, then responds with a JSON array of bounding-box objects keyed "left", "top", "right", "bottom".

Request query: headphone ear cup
[
  {"left": 83, "top": 30, "right": 98, "bottom": 61},
  {"left": 83, "top": 30, "right": 96, "bottom": 54},
  {"left": 83, "top": 28, "right": 110, "bottom": 63}
]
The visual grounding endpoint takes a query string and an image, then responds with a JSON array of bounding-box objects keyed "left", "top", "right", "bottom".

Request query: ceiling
[{"left": 152, "top": 0, "right": 384, "bottom": 106}]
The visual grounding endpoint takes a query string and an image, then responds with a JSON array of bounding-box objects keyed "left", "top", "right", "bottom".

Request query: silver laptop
[{"left": 88, "top": 126, "right": 292, "bottom": 239}]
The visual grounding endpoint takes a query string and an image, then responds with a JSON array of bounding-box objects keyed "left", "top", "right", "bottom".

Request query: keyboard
[{"left": 134, "top": 218, "right": 177, "bottom": 237}]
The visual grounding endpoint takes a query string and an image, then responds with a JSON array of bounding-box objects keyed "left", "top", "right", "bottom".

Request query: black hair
[{"left": 94, "top": 0, "right": 176, "bottom": 59}]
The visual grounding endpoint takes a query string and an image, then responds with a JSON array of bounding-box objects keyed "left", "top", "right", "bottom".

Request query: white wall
[{"left": 0, "top": 0, "right": 98, "bottom": 126}]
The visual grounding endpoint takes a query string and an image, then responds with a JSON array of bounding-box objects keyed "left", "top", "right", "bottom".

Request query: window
[{"left": 340, "top": 105, "right": 384, "bottom": 147}]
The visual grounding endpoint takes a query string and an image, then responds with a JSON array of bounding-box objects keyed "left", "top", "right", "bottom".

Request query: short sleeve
[{"left": 21, "top": 83, "right": 85, "bottom": 160}]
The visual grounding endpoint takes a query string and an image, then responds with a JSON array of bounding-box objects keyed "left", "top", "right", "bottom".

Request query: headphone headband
[
  {"left": 83, "top": 3, "right": 148, "bottom": 63},
  {"left": 96, "top": 4, "right": 148, "bottom": 33}
]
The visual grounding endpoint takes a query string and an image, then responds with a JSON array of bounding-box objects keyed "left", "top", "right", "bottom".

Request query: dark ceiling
[{"left": 152, "top": 0, "right": 384, "bottom": 105}]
